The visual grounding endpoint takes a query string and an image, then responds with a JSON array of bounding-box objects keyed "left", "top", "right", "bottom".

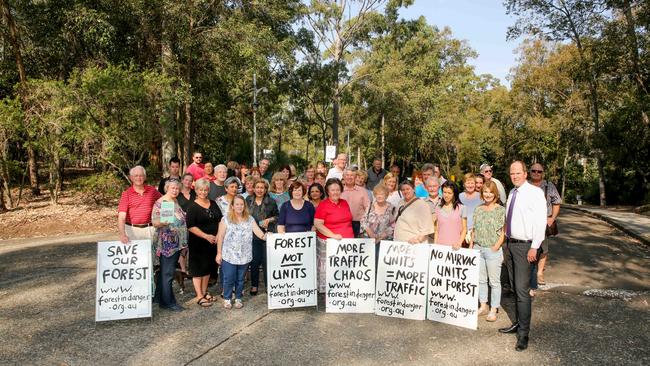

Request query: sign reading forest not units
[
  {"left": 375, "top": 241, "right": 429, "bottom": 320},
  {"left": 426, "top": 244, "right": 479, "bottom": 330},
  {"left": 95, "top": 240, "right": 152, "bottom": 322},
  {"left": 266, "top": 232, "right": 318, "bottom": 309},
  {"left": 326, "top": 238, "right": 376, "bottom": 313}
]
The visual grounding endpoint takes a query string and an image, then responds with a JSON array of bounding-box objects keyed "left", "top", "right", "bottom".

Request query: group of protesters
[{"left": 117, "top": 151, "right": 560, "bottom": 351}]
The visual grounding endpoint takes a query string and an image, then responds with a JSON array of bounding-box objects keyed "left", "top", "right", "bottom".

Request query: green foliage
[{"left": 75, "top": 171, "right": 125, "bottom": 205}]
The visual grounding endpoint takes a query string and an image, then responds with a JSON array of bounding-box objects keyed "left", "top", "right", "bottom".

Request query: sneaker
[
  {"left": 234, "top": 299, "right": 243, "bottom": 309},
  {"left": 223, "top": 299, "right": 232, "bottom": 309}
]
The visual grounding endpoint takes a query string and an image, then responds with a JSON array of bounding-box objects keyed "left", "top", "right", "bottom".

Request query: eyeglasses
[
  {"left": 483, "top": 169, "right": 492, "bottom": 173},
  {"left": 531, "top": 170, "right": 544, "bottom": 173}
]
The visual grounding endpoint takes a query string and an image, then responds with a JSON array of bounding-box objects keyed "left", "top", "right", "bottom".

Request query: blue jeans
[
  {"left": 221, "top": 260, "right": 249, "bottom": 300},
  {"left": 153, "top": 251, "right": 180, "bottom": 308},
  {"left": 477, "top": 246, "right": 503, "bottom": 308}
]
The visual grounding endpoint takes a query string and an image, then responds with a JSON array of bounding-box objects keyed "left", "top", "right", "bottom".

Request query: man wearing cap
[
  {"left": 326, "top": 153, "right": 347, "bottom": 181},
  {"left": 498, "top": 161, "right": 547, "bottom": 352},
  {"left": 118, "top": 166, "right": 162, "bottom": 244},
  {"left": 480, "top": 163, "right": 507, "bottom": 204}
]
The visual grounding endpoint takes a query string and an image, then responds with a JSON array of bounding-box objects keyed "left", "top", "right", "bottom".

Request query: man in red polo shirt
[{"left": 118, "top": 166, "right": 162, "bottom": 244}]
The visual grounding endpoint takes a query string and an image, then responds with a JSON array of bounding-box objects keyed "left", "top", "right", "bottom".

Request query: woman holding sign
[
  {"left": 470, "top": 180, "right": 505, "bottom": 322},
  {"left": 313, "top": 178, "right": 354, "bottom": 292},
  {"left": 278, "top": 181, "right": 315, "bottom": 233},
  {"left": 186, "top": 178, "right": 223, "bottom": 308},
  {"left": 216, "top": 195, "right": 267, "bottom": 309},
  {"left": 246, "top": 178, "right": 279, "bottom": 296},
  {"left": 434, "top": 181, "right": 467, "bottom": 249},
  {"left": 393, "top": 180, "right": 434, "bottom": 244},
  {"left": 151, "top": 179, "right": 188, "bottom": 311}
]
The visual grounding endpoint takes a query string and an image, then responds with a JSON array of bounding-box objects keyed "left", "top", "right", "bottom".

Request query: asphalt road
[{"left": 0, "top": 211, "right": 648, "bottom": 365}]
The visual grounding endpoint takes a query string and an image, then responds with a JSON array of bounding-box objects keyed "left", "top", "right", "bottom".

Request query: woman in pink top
[
  {"left": 313, "top": 178, "right": 354, "bottom": 292},
  {"left": 434, "top": 181, "right": 467, "bottom": 249}
]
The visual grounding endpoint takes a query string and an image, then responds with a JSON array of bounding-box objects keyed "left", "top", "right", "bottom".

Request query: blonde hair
[
  {"left": 356, "top": 170, "right": 368, "bottom": 183},
  {"left": 463, "top": 172, "right": 476, "bottom": 183},
  {"left": 227, "top": 195, "right": 251, "bottom": 223},
  {"left": 383, "top": 172, "right": 398, "bottom": 192},
  {"left": 270, "top": 172, "right": 287, "bottom": 193}
]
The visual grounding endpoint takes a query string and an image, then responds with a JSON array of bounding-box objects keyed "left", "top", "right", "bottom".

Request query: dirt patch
[{"left": 0, "top": 190, "right": 115, "bottom": 240}]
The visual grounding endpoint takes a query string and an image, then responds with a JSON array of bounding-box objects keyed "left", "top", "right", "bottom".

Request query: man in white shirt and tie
[{"left": 498, "top": 161, "right": 547, "bottom": 352}]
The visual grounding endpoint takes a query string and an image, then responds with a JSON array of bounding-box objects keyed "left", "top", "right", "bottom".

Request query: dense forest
[{"left": 0, "top": 0, "right": 648, "bottom": 209}]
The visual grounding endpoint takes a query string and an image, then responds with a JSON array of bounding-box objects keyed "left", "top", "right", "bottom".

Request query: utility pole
[{"left": 253, "top": 73, "right": 258, "bottom": 166}]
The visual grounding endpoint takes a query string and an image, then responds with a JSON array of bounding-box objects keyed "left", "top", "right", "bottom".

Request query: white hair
[
  {"left": 194, "top": 178, "right": 211, "bottom": 191},
  {"left": 215, "top": 164, "right": 227, "bottom": 173},
  {"left": 163, "top": 179, "right": 182, "bottom": 193},
  {"left": 129, "top": 165, "right": 146, "bottom": 178}
]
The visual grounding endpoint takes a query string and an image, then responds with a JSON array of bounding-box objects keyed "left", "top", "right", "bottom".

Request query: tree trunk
[
  {"left": 571, "top": 25, "right": 606, "bottom": 206},
  {"left": 1, "top": 0, "right": 39, "bottom": 196},
  {"left": 160, "top": 23, "right": 176, "bottom": 175},
  {"left": 561, "top": 148, "right": 569, "bottom": 200},
  {"left": 381, "top": 112, "right": 385, "bottom": 169},
  {"left": 183, "top": 101, "right": 192, "bottom": 168}
]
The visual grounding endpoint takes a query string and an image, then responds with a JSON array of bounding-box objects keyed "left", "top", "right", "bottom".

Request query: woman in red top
[{"left": 313, "top": 178, "right": 354, "bottom": 292}]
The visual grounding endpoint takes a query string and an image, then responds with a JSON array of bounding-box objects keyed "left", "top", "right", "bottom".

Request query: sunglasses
[
  {"left": 483, "top": 169, "right": 492, "bottom": 173},
  {"left": 531, "top": 170, "right": 544, "bottom": 173}
]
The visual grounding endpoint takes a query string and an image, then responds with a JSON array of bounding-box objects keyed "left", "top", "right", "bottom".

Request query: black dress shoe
[
  {"left": 515, "top": 336, "right": 529, "bottom": 351},
  {"left": 498, "top": 323, "right": 519, "bottom": 334}
]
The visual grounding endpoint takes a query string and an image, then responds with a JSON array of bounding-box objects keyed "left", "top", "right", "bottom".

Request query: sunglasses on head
[{"left": 531, "top": 170, "right": 544, "bottom": 173}]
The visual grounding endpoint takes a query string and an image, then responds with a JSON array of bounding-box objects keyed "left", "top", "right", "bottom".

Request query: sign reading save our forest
[
  {"left": 325, "top": 238, "right": 376, "bottom": 313},
  {"left": 95, "top": 240, "right": 152, "bottom": 322},
  {"left": 266, "top": 232, "right": 318, "bottom": 309}
]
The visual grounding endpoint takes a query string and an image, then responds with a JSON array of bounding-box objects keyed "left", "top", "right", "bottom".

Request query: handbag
[{"left": 544, "top": 183, "right": 559, "bottom": 236}]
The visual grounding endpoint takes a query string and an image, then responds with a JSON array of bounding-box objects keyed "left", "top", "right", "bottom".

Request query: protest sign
[
  {"left": 426, "top": 245, "right": 479, "bottom": 330},
  {"left": 266, "top": 232, "right": 318, "bottom": 309},
  {"left": 159, "top": 201, "right": 175, "bottom": 223},
  {"left": 325, "top": 238, "right": 376, "bottom": 313},
  {"left": 375, "top": 241, "right": 429, "bottom": 320},
  {"left": 95, "top": 240, "right": 152, "bottom": 322}
]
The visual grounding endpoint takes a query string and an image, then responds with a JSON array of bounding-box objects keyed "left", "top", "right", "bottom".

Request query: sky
[{"left": 398, "top": 0, "right": 520, "bottom": 84}]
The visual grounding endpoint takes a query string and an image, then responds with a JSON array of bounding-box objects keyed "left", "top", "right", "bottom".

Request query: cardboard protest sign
[
  {"left": 426, "top": 245, "right": 479, "bottom": 330},
  {"left": 325, "top": 238, "right": 376, "bottom": 313},
  {"left": 266, "top": 232, "right": 318, "bottom": 309},
  {"left": 375, "top": 241, "right": 429, "bottom": 320},
  {"left": 95, "top": 240, "right": 152, "bottom": 322}
]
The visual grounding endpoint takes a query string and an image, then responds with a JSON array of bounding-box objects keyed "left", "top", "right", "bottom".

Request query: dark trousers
[
  {"left": 154, "top": 251, "right": 180, "bottom": 308},
  {"left": 352, "top": 221, "right": 361, "bottom": 238},
  {"left": 250, "top": 237, "right": 266, "bottom": 288},
  {"left": 505, "top": 240, "right": 533, "bottom": 338}
]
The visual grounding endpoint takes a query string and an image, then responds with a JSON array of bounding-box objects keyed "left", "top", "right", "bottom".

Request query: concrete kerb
[{"left": 562, "top": 205, "right": 650, "bottom": 247}]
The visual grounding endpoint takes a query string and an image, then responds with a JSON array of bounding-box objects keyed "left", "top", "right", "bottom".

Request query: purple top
[{"left": 278, "top": 200, "right": 316, "bottom": 233}]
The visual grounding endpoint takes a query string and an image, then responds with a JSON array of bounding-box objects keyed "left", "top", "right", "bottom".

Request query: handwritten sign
[
  {"left": 95, "top": 240, "right": 152, "bottom": 322},
  {"left": 426, "top": 245, "right": 479, "bottom": 330},
  {"left": 375, "top": 241, "right": 429, "bottom": 320},
  {"left": 325, "top": 238, "right": 376, "bottom": 313},
  {"left": 266, "top": 232, "right": 318, "bottom": 309}
]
